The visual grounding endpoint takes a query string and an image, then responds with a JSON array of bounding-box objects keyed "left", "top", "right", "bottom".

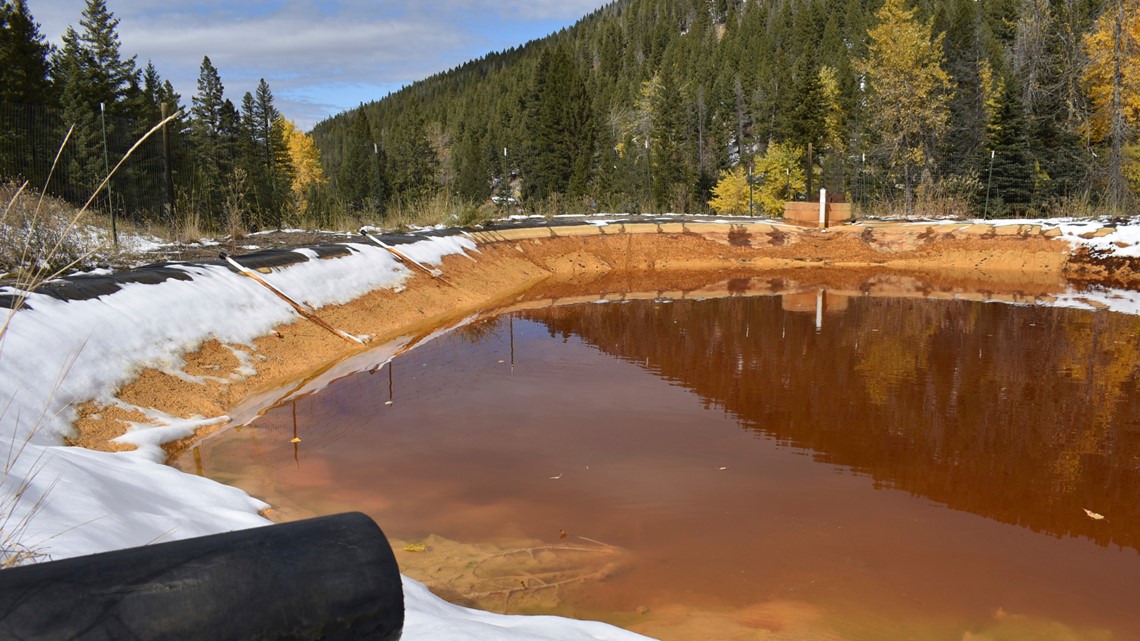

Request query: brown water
[{"left": 181, "top": 290, "right": 1140, "bottom": 640}]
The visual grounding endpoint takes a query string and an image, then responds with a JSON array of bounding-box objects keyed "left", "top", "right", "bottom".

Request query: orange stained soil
[
  {"left": 58, "top": 219, "right": 1140, "bottom": 641},
  {"left": 71, "top": 220, "right": 1098, "bottom": 455}
]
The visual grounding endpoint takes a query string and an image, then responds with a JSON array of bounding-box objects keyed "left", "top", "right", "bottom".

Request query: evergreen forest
[
  {"left": 313, "top": 0, "right": 1134, "bottom": 220},
  {"left": 0, "top": 0, "right": 321, "bottom": 233},
  {"left": 4, "top": 0, "right": 1140, "bottom": 231}
]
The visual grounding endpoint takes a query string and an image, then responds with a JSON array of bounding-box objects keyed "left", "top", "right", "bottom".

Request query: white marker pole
[
  {"left": 816, "top": 289, "right": 824, "bottom": 332},
  {"left": 819, "top": 187, "right": 827, "bottom": 228}
]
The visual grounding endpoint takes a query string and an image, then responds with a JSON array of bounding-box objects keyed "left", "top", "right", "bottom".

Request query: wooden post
[
  {"left": 160, "top": 103, "right": 177, "bottom": 234},
  {"left": 748, "top": 164, "right": 753, "bottom": 216},
  {"left": 806, "top": 142, "right": 813, "bottom": 202},
  {"left": 100, "top": 102, "right": 117, "bottom": 247}
]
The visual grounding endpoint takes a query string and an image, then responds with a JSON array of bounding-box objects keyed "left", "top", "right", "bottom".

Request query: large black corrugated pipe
[{"left": 0, "top": 512, "right": 404, "bottom": 641}]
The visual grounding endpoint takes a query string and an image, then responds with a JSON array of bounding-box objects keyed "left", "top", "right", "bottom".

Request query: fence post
[
  {"left": 161, "top": 102, "right": 177, "bottom": 232},
  {"left": 806, "top": 142, "right": 813, "bottom": 202},
  {"left": 100, "top": 102, "right": 117, "bottom": 246}
]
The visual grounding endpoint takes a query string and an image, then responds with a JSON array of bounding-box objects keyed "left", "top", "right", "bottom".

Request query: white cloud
[
  {"left": 29, "top": 0, "right": 609, "bottom": 129},
  {"left": 445, "top": 0, "right": 612, "bottom": 20}
]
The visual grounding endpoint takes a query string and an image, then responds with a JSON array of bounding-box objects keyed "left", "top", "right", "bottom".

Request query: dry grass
[
  {"left": 378, "top": 191, "right": 495, "bottom": 231},
  {"left": 0, "top": 182, "right": 176, "bottom": 279}
]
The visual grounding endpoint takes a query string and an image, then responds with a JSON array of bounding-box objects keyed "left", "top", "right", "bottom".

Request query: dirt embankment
[{"left": 69, "top": 220, "right": 1114, "bottom": 454}]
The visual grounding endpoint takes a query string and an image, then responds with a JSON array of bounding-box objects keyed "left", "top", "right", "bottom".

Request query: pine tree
[
  {"left": 253, "top": 79, "right": 288, "bottom": 221},
  {"left": 51, "top": 0, "right": 140, "bottom": 204},
  {"left": 77, "top": 0, "right": 137, "bottom": 117},
  {"left": 940, "top": 0, "right": 994, "bottom": 180},
  {"left": 386, "top": 111, "right": 438, "bottom": 205},
  {"left": 0, "top": 0, "right": 55, "bottom": 186},
  {"left": 237, "top": 91, "right": 263, "bottom": 211},
  {"left": 650, "top": 67, "right": 689, "bottom": 211},
  {"left": 780, "top": 52, "right": 826, "bottom": 157},
  {"left": 985, "top": 76, "right": 1034, "bottom": 215},
  {"left": 0, "top": 0, "right": 53, "bottom": 106},
  {"left": 522, "top": 45, "right": 595, "bottom": 204},
  {"left": 190, "top": 55, "right": 228, "bottom": 223},
  {"left": 338, "top": 110, "right": 379, "bottom": 211},
  {"left": 454, "top": 122, "right": 493, "bottom": 202}
]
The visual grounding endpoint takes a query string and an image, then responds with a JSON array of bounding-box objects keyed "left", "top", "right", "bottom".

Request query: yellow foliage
[
  {"left": 277, "top": 117, "right": 326, "bottom": 214},
  {"left": 1126, "top": 144, "right": 1140, "bottom": 191},
  {"left": 708, "top": 166, "right": 751, "bottom": 214},
  {"left": 856, "top": 0, "right": 950, "bottom": 168},
  {"left": 818, "top": 66, "right": 845, "bottom": 153},
  {"left": 1082, "top": 2, "right": 1140, "bottom": 142},
  {"left": 755, "top": 142, "right": 806, "bottom": 216}
]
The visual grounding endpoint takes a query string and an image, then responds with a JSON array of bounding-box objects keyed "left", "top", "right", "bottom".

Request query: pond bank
[
  {"left": 5, "top": 216, "right": 1137, "bottom": 640},
  {"left": 75, "top": 219, "right": 1095, "bottom": 455}
]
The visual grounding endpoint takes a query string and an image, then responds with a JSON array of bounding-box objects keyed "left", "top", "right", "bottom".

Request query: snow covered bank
[
  {"left": 4, "top": 217, "right": 1140, "bottom": 640},
  {"left": 0, "top": 233, "right": 649, "bottom": 640}
]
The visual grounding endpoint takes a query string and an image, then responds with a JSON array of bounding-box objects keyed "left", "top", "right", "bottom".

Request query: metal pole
[
  {"left": 816, "top": 289, "right": 824, "bottom": 332},
  {"left": 268, "top": 112, "right": 279, "bottom": 230},
  {"left": 806, "top": 142, "right": 813, "bottom": 201},
  {"left": 100, "top": 102, "right": 117, "bottom": 246},
  {"left": 984, "top": 149, "right": 995, "bottom": 218},
  {"left": 645, "top": 138, "right": 651, "bottom": 213},
  {"left": 160, "top": 102, "right": 176, "bottom": 238},
  {"left": 373, "top": 142, "right": 383, "bottom": 212},
  {"left": 860, "top": 152, "right": 865, "bottom": 206},
  {"left": 748, "top": 164, "right": 753, "bottom": 216}
]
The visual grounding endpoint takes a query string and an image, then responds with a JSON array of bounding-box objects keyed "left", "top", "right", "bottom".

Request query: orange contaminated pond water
[{"left": 179, "top": 291, "right": 1140, "bottom": 641}]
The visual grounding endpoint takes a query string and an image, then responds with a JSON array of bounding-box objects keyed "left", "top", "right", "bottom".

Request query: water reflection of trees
[{"left": 525, "top": 296, "right": 1140, "bottom": 551}]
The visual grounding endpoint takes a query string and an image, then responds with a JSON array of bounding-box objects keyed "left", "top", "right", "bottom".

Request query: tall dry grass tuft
[{"left": 380, "top": 191, "right": 493, "bottom": 231}]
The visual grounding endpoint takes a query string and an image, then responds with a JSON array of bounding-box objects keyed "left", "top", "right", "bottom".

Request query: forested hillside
[
  {"left": 313, "top": 0, "right": 1123, "bottom": 219},
  {"left": 3, "top": 0, "right": 1135, "bottom": 231}
]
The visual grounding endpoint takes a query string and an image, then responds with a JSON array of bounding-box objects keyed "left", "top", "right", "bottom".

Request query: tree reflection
[{"left": 526, "top": 295, "right": 1140, "bottom": 551}]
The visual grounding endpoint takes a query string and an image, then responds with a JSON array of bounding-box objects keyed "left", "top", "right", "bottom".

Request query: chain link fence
[{"left": 0, "top": 101, "right": 179, "bottom": 226}]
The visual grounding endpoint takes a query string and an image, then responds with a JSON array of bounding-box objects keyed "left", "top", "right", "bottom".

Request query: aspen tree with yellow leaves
[
  {"left": 278, "top": 117, "right": 326, "bottom": 218},
  {"left": 707, "top": 166, "right": 750, "bottom": 215}
]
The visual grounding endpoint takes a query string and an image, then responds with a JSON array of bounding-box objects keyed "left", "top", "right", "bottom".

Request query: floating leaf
[
  {"left": 1084, "top": 509, "right": 1106, "bottom": 521},
  {"left": 289, "top": 437, "right": 301, "bottom": 444},
  {"left": 550, "top": 472, "right": 563, "bottom": 480},
  {"left": 560, "top": 529, "right": 568, "bottom": 539},
  {"left": 403, "top": 543, "right": 428, "bottom": 552}
]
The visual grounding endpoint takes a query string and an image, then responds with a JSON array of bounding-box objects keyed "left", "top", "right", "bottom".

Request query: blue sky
[{"left": 35, "top": 0, "right": 613, "bottom": 130}]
